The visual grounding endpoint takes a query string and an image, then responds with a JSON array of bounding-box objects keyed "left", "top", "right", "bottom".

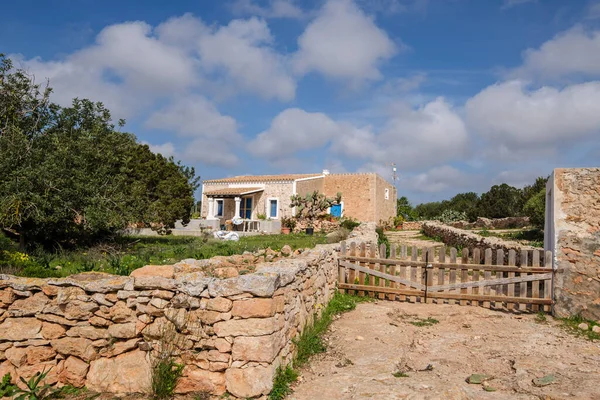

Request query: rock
[
  {"left": 0, "top": 289, "right": 16, "bottom": 305},
  {"left": 148, "top": 297, "right": 169, "bottom": 309},
  {"left": 59, "top": 356, "right": 89, "bottom": 388},
  {"left": 16, "top": 361, "right": 59, "bottom": 388},
  {"left": 67, "top": 326, "right": 108, "bottom": 340},
  {"left": 51, "top": 337, "right": 97, "bottom": 362},
  {"left": 466, "top": 374, "right": 492, "bottom": 384},
  {"left": 231, "top": 297, "right": 284, "bottom": 318},
  {"left": 190, "top": 310, "right": 223, "bottom": 325},
  {"left": 592, "top": 325, "right": 600, "bottom": 334},
  {"left": 208, "top": 273, "right": 281, "bottom": 298},
  {"left": 578, "top": 323, "right": 589, "bottom": 331},
  {"left": 0, "top": 360, "right": 17, "bottom": 384},
  {"left": 57, "top": 287, "right": 87, "bottom": 305},
  {"left": 0, "top": 318, "right": 42, "bottom": 341},
  {"left": 89, "top": 316, "right": 112, "bottom": 327},
  {"left": 36, "top": 313, "right": 78, "bottom": 326},
  {"left": 281, "top": 245, "right": 292, "bottom": 257},
  {"left": 13, "top": 339, "right": 50, "bottom": 347},
  {"left": 206, "top": 297, "right": 233, "bottom": 313},
  {"left": 5, "top": 347, "right": 27, "bottom": 367},
  {"left": 134, "top": 276, "right": 176, "bottom": 290},
  {"left": 101, "top": 338, "right": 140, "bottom": 357},
  {"left": 214, "top": 267, "right": 239, "bottom": 279},
  {"left": 130, "top": 265, "right": 175, "bottom": 279},
  {"left": 8, "top": 292, "right": 49, "bottom": 316},
  {"left": 176, "top": 367, "right": 225, "bottom": 394},
  {"left": 533, "top": 374, "right": 556, "bottom": 387},
  {"left": 356, "top": 336, "right": 364, "bottom": 341},
  {"left": 41, "top": 322, "right": 66, "bottom": 340},
  {"left": 232, "top": 333, "right": 283, "bottom": 362},
  {"left": 213, "top": 338, "right": 232, "bottom": 353},
  {"left": 108, "top": 322, "right": 137, "bottom": 339},
  {"left": 92, "top": 293, "right": 114, "bottom": 306},
  {"left": 225, "top": 365, "right": 275, "bottom": 398},
  {"left": 213, "top": 316, "right": 283, "bottom": 337},
  {"left": 150, "top": 290, "right": 174, "bottom": 300},
  {"left": 141, "top": 317, "right": 168, "bottom": 340},
  {"left": 64, "top": 300, "right": 99, "bottom": 320},
  {"left": 174, "top": 274, "right": 211, "bottom": 297},
  {"left": 87, "top": 350, "right": 151, "bottom": 393},
  {"left": 108, "top": 301, "right": 137, "bottom": 323},
  {"left": 24, "top": 346, "right": 56, "bottom": 365}
]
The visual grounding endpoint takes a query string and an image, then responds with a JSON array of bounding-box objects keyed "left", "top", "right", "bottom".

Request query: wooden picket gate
[{"left": 337, "top": 242, "right": 555, "bottom": 312}]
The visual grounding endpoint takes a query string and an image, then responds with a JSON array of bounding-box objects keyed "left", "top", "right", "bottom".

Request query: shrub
[
  {"left": 326, "top": 228, "right": 350, "bottom": 243},
  {"left": 435, "top": 209, "right": 467, "bottom": 224},
  {"left": 151, "top": 357, "right": 184, "bottom": 399},
  {"left": 339, "top": 217, "right": 360, "bottom": 231}
]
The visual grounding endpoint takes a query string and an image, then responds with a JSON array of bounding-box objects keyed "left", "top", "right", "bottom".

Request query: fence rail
[{"left": 338, "top": 241, "right": 554, "bottom": 312}]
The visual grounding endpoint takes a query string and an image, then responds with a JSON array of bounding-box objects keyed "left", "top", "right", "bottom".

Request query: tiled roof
[
  {"left": 204, "top": 187, "right": 265, "bottom": 197},
  {"left": 204, "top": 174, "right": 323, "bottom": 184}
]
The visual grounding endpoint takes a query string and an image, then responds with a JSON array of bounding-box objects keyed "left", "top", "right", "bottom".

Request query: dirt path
[
  {"left": 385, "top": 230, "right": 444, "bottom": 249},
  {"left": 289, "top": 302, "right": 600, "bottom": 400}
]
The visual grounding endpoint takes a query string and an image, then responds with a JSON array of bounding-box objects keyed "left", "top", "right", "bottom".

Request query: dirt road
[
  {"left": 289, "top": 302, "right": 600, "bottom": 400},
  {"left": 385, "top": 230, "right": 444, "bottom": 249}
]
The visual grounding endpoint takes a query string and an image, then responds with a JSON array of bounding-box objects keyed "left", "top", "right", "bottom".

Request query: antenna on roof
[{"left": 391, "top": 162, "right": 398, "bottom": 184}]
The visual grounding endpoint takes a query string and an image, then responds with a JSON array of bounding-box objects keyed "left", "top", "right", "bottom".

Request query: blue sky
[{"left": 3, "top": 0, "right": 600, "bottom": 204}]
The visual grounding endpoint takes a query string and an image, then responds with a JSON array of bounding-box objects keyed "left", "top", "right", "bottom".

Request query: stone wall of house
[
  {"left": 374, "top": 174, "right": 397, "bottom": 225},
  {"left": 547, "top": 168, "right": 600, "bottom": 319},
  {"left": 295, "top": 177, "right": 324, "bottom": 198},
  {"left": 0, "top": 225, "right": 377, "bottom": 398},
  {"left": 323, "top": 174, "right": 375, "bottom": 222},
  {"left": 422, "top": 222, "right": 539, "bottom": 264},
  {"left": 401, "top": 221, "right": 424, "bottom": 230}
]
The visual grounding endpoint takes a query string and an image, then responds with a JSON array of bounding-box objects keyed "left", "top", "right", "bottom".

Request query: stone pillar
[
  {"left": 207, "top": 198, "right": 215, "bottom": 219},
  {"left": 234, "top": 197, "right": 242, "bottom": 218}
]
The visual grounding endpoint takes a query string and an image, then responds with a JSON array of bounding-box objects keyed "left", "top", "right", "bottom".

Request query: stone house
[
  {"left": 201, "top": 171, "right": 397, "bottom": 226},
  {"left": 545, "top": 168, "right": 600, "bottom": 319}
]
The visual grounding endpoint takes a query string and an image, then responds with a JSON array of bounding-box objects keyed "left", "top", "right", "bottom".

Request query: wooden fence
[{"left": 337, "top": 242, "right": 555, "bottom": 312}]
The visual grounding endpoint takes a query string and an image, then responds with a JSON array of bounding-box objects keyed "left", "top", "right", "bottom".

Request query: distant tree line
[
  {"left": 0, "top": 55, "right": 199, "bottom": 249},
  {"left": 397, "top": 177, "right": 548, "bottom": 230}
]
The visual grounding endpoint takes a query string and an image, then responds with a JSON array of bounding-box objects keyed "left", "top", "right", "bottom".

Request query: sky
[{"left": 2, "top": 0, "right": 600, "bottom": 204}]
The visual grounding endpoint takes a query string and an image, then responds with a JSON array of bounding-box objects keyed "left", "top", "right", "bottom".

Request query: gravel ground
[{"left": 289, "top": 301, "right": 600, "bottom": 400}]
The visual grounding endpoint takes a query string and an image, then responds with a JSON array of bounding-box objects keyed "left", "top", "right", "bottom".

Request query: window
[
  {"left": 385, "top": 188, "right": 390, "bottom": 200},
  {"left": 240, "top": 197, "right": 252, "bottom": 219},
  {"left": 215, "top": 199, "right": 224, "bottom": 217},
  {"left": 267, "top": 198, "right": 279, "bottom": 219}
]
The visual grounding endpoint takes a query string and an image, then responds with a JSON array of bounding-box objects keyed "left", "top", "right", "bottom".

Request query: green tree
[
  {"left": 0, "top": 55, "right": 198, "bottom": 248},
  {"left": 523, "top": 189, "right": 545, "bottom": 230},
  {"left": 396, "top": 196, "right": 416, "bottom": 220},
  {"left": 477, "top": 184, "right": 524, "bottom": 219},
  {"left": 447, "top": 192, "right": 479, "bottom": 221},
  {"left": 413, "top": 201, "right": 444, "bottom": 220}
]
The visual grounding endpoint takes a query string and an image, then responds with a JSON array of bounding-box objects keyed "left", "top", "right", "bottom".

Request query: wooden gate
[{"left": 337, "top": 242, "right": 555, "bottom": 312}]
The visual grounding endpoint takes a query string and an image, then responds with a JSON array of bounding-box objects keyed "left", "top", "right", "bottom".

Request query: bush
[
  {"left": 326, "top": 228, "right": 350, "bottom": 243},
  {"left": 435, "top": 209, "right": 467, "bottom": 224},
  {"left": 523, "top": 189, "right": 545, "bottom": 230},
  {"left": 339, "top": 217, "right": 360, "bottom": 231}
]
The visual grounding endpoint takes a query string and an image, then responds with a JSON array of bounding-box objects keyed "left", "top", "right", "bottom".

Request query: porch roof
[{"left": 204, "top": 187, "right": 264, "bottom": 197}]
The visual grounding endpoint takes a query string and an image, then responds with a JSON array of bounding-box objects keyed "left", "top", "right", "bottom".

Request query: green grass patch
[
  {"left": 392, "top": 371, "right": 409, "bottom": 378},
  {"left": 559, "top": 315, "right": 600, "bottom": 341},
  {"left": 7, "top": 233, "right": 326, "bottom": 278},
  {"left": 269, "top": 292, "right": 372, "bottom": 399},
  {"left": 409, "top": 317, "right": 439, "bottom": 327},
  {"left": 535, "top": 311, "right": 547, "bottom": 323}
]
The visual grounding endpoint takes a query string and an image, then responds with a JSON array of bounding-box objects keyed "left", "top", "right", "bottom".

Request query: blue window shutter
[
  {"left": 270, "top": 200, "right": 277, "bottom": 218},
  {"left": 217, "top": 201, "right": 223, "bottom": 216}
]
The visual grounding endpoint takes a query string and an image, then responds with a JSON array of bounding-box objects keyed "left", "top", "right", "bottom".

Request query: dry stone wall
[
  {"left": 422, "top": 222, "right": 538, "bottom": 265},
  {"left": 0, "top": 224, "right": 377, "bottom": 398}
]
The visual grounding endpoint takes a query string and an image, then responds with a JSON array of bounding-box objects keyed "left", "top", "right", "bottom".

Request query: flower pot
[
  {"left": 281, "top": 227, "right": 291, "bottom": 235},
  {"left": 396, "top": 225, "right": 403, "bottom": 230},
  {"left": 305, "top": 227, "right": 314, "bottom": 235}
]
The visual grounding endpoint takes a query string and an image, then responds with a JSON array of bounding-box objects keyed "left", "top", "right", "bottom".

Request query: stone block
[
  {"left": 58, "top": 356, "right": 89, "bottom": 388},
  {"left": 206, "top": 297, "right": 233, "bottom": 313},
  {"left": 232, "top": 333, "right": 282, "bottom": 362},
  {"left": 231, "top": 297, "right": 284, "bottom": 318},
  {"left": 225, "top": 365, "right": 275, "bottom": 398},
  {"left": 87, "top": 350, "right": 151, "bottom": 393},
  {"left": 0, "top": 318, "right": 42, "bottom": 341},
  {"left": 213, "top": 316, "right": 282, "bottom": 337}
]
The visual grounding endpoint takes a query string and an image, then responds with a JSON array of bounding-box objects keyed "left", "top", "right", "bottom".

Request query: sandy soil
[
  {"left": 385, "top": 230, "right": 444, "bottom": 249},
  {"left": 289, "top": 301, "right": 600, "bottom": 400}
]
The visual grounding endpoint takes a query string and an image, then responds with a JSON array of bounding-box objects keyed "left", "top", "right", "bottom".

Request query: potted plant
[
  {"left": 290, "top": 191, "right": 342, "bottom": 235},
  {"left": 394, "top": 215, "right": 405, "bottom": 230},
  {"left": 280, "top": 217, "right": 296, "bottom": 235}
]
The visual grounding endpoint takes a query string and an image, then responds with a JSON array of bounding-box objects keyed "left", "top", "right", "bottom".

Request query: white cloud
[
  {"left": 293, "top": 0, "right": 397, "bottom": 83},
  {"left": 405, "top": 166, "right": 469, "bottom": 193},
  {"left": 198, "top": 17, "right": 296, "bottom": 101},
  {"left": 144, "top": 142, "right": 176, "bottom": 158},
  {"left": 338, "top": 98, "right": 469, "bottom": 170},
  {"left": 587, "top": 2, "right": 600, "bottom": 20},
  {"left": 146, "top": 95, "right": 241, "bottom": 166},
  {"left": 358, "top": 0, "right": 429, "bottom": 14},
  {"left": 465, "top": 80, "right": 600, "bottom": 149},
  {"left": 248, "top": 108, "right": 342, "bottom": 158},
  {"left": 231, "top": 0, "right": 305, "bottom": 19},
  {"left": 510, "top": 26, "right": 600, "bottom": 80}
]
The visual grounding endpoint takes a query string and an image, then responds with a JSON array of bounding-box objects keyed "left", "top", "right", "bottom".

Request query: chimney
[{"left": 322, "top": 169, "right": 330, "bottom": 175}]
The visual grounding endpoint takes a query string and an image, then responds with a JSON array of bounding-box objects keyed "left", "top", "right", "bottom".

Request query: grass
[
  {"left": 409, "top": 317, "right": 439, "bottom": 327},
  {"left": 392, "top": 371, "right": 409, "bottom": 378},
  {"left": 4, "top": 233, "right": 327, "bottom": 278},
  {"left": 151, "top": 358, "right": 184, "bottom": 400},
  {"left": 559, "top": 315, "right": 600, "bottom": 341},
  {"left": 535, "top": 311, "right": 547, "bottom": 323},
  {"left": 269, "top": 292, "right": 372, "bottom": 400}
]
